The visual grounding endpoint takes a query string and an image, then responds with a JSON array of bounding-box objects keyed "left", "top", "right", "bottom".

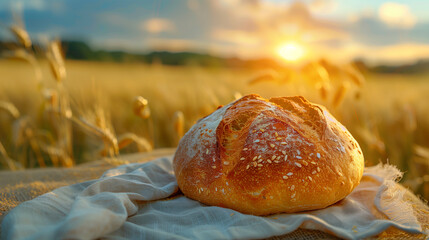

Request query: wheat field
[{"left": 0, "top": 58, "right": 428, "bottom": 201}]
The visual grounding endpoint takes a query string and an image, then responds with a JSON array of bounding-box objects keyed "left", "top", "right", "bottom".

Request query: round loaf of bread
[{"left": 173, "top": 94, "right": 364, "bottom": 215}]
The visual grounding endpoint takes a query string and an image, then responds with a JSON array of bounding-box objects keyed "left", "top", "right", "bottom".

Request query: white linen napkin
[{"left": 1, "top": 156, "right": 424, "bottom": 240}]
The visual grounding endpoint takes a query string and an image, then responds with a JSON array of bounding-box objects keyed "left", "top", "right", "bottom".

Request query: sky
[{"left": 1, "top": 0, "right": 429, "bottom": 65}]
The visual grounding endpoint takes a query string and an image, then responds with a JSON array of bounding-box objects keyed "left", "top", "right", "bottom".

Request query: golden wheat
[
  {"left": 332, "top": 81, "right": 349, "bottom": 108},
  {"left": 3, "top": 49, "right": 42, "bottom": 82},
  {"left": 0, "top": 23, "right": 427, "bottom": 200},
  {"left": 233, "top": 91, "right": 243, "bottom": 100},
  {"left": 248, "top": 70, "right": 280, "bottom": 85},
  {"left": 0, "top": 101, "right": 20, "bottom": 119},
  {"left": 46, "top": 40, "right": 67, "bottom": 82},
  {"left": 10, "top": 116, "right": 46, "bottom": 168},
  {"left": 345, "top": 64, "right": 364, "bottom": 86},
  {"left": 0, "top": 141, "right": 21, "bottom": 170},
  {"left": 117, "top": 133, "right": 153, "bottom": 152},
  {"left": 133, "top": 96, "right": 151, "bottom": 119},
  {"left": 9, "top": 25, "right": 32, "bottom": 48},
  {"left": 73, "top": 115, "right": 119, "bottom": 157},
  {"left": 316, "top": 82, "right": 329, "bottom": 100},
  {"left": 42, "top": 89, "right": 59, "bottom": 110},
  {"left": 173, "top": 111, "right": 185, "bottom": 145}
]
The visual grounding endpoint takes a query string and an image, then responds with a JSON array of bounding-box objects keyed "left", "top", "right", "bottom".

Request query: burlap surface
[{"left": 0, "top": 148, "right": 427, "bottom": 239}]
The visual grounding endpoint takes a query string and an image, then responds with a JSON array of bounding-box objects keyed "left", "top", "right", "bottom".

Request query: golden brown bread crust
[{"left": 173, "top": 94, "right": 364, "bottom": 215}]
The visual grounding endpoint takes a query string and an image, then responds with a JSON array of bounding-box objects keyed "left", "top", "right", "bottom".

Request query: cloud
[
  {"left": 2, "top": 0, "right": 429, "bottom": 64},
  {"left": 367, "top": 43, "right": 429, "bottom": 64},
  {"left": 97, "top": 13, "right": 134, "bottom": 28},
  {"left": 338, "top": 42, "right": 429, "bottom": 65},
  {"left": 10, "top": 0, "right": 47, "bottom": 11},
  {"left": 211, "top": 29, "right": 261, "bottom": 46},
  {"left": 0, "top": 0, "right": 65, "bottom": 14},
  {"left": 308, "top": 0, "right": 338, "bottom": 14},
  {"left": 209, "top": 1, "right": 347, "bottom": 50},
  {"left": 344, "top": 13, "right": 429, "bottom": 48},
  {"left": 347, "top": 8, "right": 375, "bottom": 23},
  {"left": 378, "top": 2, "right": 416, "bottom": 29},
  {"left": 187, "top": 0, "right": 199, "bottom": 12},
  {"left": 286, "top": 39, "right": 429, "bottom": 65},
  {"left": 141, "top": 18, "right": 175, "bottom": 34}
]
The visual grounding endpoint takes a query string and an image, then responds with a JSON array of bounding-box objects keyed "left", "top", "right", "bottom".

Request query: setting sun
[{"left": 278, "top": 43, "right": 305, "bottom": 62}]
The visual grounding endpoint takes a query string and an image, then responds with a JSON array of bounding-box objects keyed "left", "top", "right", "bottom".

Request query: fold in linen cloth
[{"left": 1, "top": 156, "right": 425, "bottom": 240}]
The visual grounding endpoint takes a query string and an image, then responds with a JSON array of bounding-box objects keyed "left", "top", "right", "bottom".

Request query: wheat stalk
[
  {"left": 132, "top": 96, "right": 155, "bottom": 150},
  {"left": 45, "top": 99, "right": 120, "bottom": 159},
  {"left": 0, "top": 141, "right": 21, "bottom": 170},
  {"left": 248, "top": 70, "right": 280, "bottom": 85},
  {"left": 344, "top": 64, "right": 364, "bottom": 86},
  {"left": 133, "top": 96, "right": 151, "bottom": 119},
  {"left": 315, "top": 63, "right": 330, "bottom": 83},
  {"left": 233, "top": 91, "right": 242, "bottom": 100},
  {"left": 34, "top": 130, "right": 60, "bottom": 167},
  {"left": 316, "top": 82, "right": 330, "bottom": 101},
  {"left": 332, "top": 82, "right": 349, "bottom": 108},
  {"left": 42, "top": 89, "right": 59, "bottom": 110},
  {"left": 2, "top": 49, "right": 42, "bottom": 83},
  {"left": 73, "top": 115, "right": 119, "bottom": 157},
  {"left": 9, "top": 25, "right": 32, "bottom": 48},
  {"left": 26, "top": 128, "right": 46, "bottom": 167},
  {"left": 5, "top": 23, "right": 43, "bottom": 86},
  {"left": 0, "top": 101, "right": 20, "bottom": 119},
  {"left": 46, "top": 40, "right": 67, "bottom": 82},
  {"left": 39, "top": 143, "right": 67, "bottom": 167},
  {"left": 1, "top": 19, "right": 146, "bottom": 169},
  {"left": 173, "top": 111, "right": 184, "bottom": 145},
  {"left": 117, "top": 133, "right": 153, "bottom": 152},
  {"left": 11, "top": 116, "right": 46, "bottom": 167},
  {"left": 43, "top": 39, "right": 74, "bottom": 163}
]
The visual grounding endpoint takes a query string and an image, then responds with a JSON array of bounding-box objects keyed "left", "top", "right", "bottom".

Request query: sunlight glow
[{"left": 278, "top": 43, "right": 305, "bottom": 62}]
